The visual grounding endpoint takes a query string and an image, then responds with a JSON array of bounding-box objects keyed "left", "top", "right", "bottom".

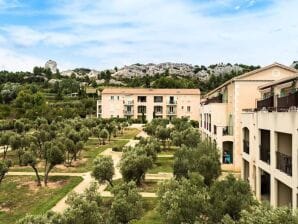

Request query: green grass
[
  {"left": 105, "top": 179, "right": 160, "bottom": 193},
  {"left": 133, "top": 198, "right": 163, "bottom": 224},
  {"left": 8, "top": 128, "right": 139, "bottom": 173},
  {"left": 0, "top": 175, "right": 83, "bottom": 224},
  {"left": 148, "top": 157, "right": 173, "bottom": 174}
]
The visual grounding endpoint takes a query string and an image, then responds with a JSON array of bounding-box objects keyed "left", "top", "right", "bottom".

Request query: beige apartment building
[
  {"left": 241, "top": 74, "right": 298, "bottom": 209},
  {"left": 97, "top": 88, "right": 200, "bottom": 121},
  {"left": 200, "top": 63, "right": 297, "bottom": 171}
]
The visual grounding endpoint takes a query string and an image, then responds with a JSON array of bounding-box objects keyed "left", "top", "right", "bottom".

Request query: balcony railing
[
  {"left": 205, "top": 95, "right": 223, "bottom": 105},
  {"left": 124, "top": 100, "right": 134, "bottom": 105},
  {"left": 276, "top": 151, "right": 292, "bottom": 176},
  {"left": 277, "top": 91, "right": 298, "bottom": 110},
  {"left": 257, "top": 96, "right": 274, "bottom": 110},
  {"left": 260, "top": 145, "right": 270, "bottom": 164},
  {"left": 167, "top": 110, "right": 177, "bottom": 115},
  {"left": 243, "top": 140, "right": 249, "bottom": 154},
  {"left": 124, "top": 110, "right": 134, "bottom": 115},
  {"left": 222, "top": 126, "right": 233, "bottom": 136},
  {"left": 167, "top": 100, "right": 177, "bottom": 105}
]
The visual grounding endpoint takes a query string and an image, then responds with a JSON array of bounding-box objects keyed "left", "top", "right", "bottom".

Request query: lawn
[
  {"left": 8, "top": 128, "right": 139, "bottom": 173},
  {"left": 0, "top": 175, "right": 83, "bottom": 224},
  {"left": 148, "top": 157, "right": 173, "bottom": 174},
  {"left": 158, "top": 146, "right": 177, "bottom": 156},
  {"left": 105, "top": 179, "right": 160, "bottom": 193},
  {"left": 133, "top": 198, "right": 164, "bottom": 224}
]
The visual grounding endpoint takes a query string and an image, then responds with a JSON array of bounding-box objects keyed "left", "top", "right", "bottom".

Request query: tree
[
  {"left": 155, "top": 126, "right": 171, "bottom": 150},
  {"left": 17, "top": 212, "right": 63, "bottom": 224},
  {"left": 0, "top": 131, "right": 11, "bottom": 159},
  {"left": 44, "top": 144, "right": 65, "bottom": 186},
  {"left": 0, "top": 160, "right": 11, "bottom": 184},
  {"left": 99, "top": 128, "right": 109, "bottom": 145},
  {"left": 92, "top": 156, "right": 114, "bottom": 186},
  {"left": 9, "top": 133, "right": 24, "bottom": 165},
  {"left": 173, "top": 141, "right": 221, "bottom": 186},
  {"left": 171, "top": 128, "right": 200, "bottom": 148},
  {"left": 120, "top": 148, "right": 152, "bottom": 185},
  {"left": 63, "top": 183, "right": 105, "bottom": 224},
  {"left": 109, "top": 181, "right": 143, "bottom": 224},
  {"left": 22, "top": 150, "right": 41, "bottom": 186},
  {"left": 209, "top": 174, "right": 255, "bottom": 222},
  {"left": 157, "top": 174, "right": 208, "bottom": 224},
  {"left": 222, "top": 204, "right": 298, "bottom": 224}
]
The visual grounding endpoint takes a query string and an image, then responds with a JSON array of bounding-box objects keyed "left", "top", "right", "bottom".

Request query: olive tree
[
  {"left": 209, "top": 174, "right": 255, "bottom": 223},
  {"left": 92, "top": 156, "right": 114, "bottom": 186},
  {"left": 158, "top": 174, "right": 208, "bottom": 224},
  {"left": 22, "top": 150, "right": 41, "bottom": 186},
  {"left": 44, "top": 143, "right": 65, "bottom": 186},
  {"left": 174, "top": 141, "right": 221, "bottom": 186},
  {"left": 0, "top": 160, "right": 12, "bottom": 184},
  {"left": 109, "top": 181, "right": 143, "bottom": 224},
  {"left": 120, "top": 148, "right": 152, "bottom": 185}
]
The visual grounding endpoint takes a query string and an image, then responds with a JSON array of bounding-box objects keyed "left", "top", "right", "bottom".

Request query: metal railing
[
  {"left": 260, "top": 145, "right": 270, "bottom": 164},
  {"left": 257, "top": 96, "right": 274, "bottom": 110},
  {"left": 276, "top": 151, "right": 292, "bottom": 176},
  {"left": 243, "top": 140, "right": 249, "bottom": 154},
  {"left": 222, "top": 126, "right": 233, "bottom": 136},
  {"left": 277, "top": 91, "right": 298, "bottom": 110},
  {"left": 124, "top": 100, "right": 134, "bottom": 105},
  {"left": 123, "top": 110, "right": 134, "bottom": 115}
]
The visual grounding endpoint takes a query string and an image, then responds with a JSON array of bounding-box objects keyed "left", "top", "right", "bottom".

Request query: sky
[{"left": 0, "top": 0, "right": 297, "bottom": 72}]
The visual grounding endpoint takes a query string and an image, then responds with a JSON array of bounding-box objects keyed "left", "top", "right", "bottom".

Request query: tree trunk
[
  {"left": 44, "top": 164, "right": 54, "bottom": 186},
  {"left": 0, "top": 174, "right": 5, "bottom": 184},
  {"left": 32, "top": 165, "right": 41, "bottom": 186},
  {"left": 18, "top": 152, "right": 22, "bottom": 166},
  {"left": 3, "top": 146, "right": 8, "bottom": 160},
  {"left": 108, "top": 179, "right": 113, "bottom": 187}
]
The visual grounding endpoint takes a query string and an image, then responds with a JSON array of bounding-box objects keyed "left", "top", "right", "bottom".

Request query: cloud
[{"left": 0, "top": 0, "right": 298, "bottom": 71}]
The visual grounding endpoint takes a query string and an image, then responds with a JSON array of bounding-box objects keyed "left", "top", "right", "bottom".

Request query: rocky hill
[{"left": 56, "top": 61, "right": 260, "bottom": 80}]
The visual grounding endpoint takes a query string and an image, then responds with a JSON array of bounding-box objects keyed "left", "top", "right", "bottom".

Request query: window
[
  {"left": 137, "top": 96, "right": 147, "bottom": 102},
  {"left": 154, "top": 106, "right": 163, "bottom": 113},
  {"left": 117, "top": 96, "right": 120, "bottom": 100},
  {"left": 154, "top": 96, "right": 163, "bottom": 103},
  {"left": 138, "top": 106, "right": 146, "bottom": 113},
  {"left": 111, "top": 96, "right": 114, "bottom": 100},
  {"left": 187, "top": 106, "right": 191, "bottom": 112}
]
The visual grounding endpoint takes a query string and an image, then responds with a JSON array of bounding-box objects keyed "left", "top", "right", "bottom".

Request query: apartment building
[
  {"left": 241, "top": 74, "right": 298, "bottom": 209},
  {"left": 97, "top": 88, "right": 200, "bottom": 121},
  {"left": 200, "top": 63, "right": 297, "bottom": 171}
]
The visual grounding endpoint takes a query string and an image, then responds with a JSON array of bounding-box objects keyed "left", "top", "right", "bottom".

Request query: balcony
[
  {"left": 167, "top": 110, "right": 177, "bottom": 115},
  {"left": 276, "top": 151, "right": 292, "bottom": 176},
  {"left": 123, "top": 110, "right": 134, "bottom": 115},
  {"left": 124, "top": 100, "right": 134, "bottom": 105},
  {"left": 205, "top": 95, "right": 223, "bottom": 105},
  {"left": 277, "top": 91, "right": 298, "bottom": 111},
  {"left": 257, "top": 96, "right": 274, "bottom": 110},
  {"left": 243, "top": 140, "right": 249, "bottom": 154},
  {"left": 260, "top": 145, "right": 270, "bottom": 164},
  {"left": 222, "top": 126, "right": 233, "bottom": 136},
  {"left": 167, "top": 100, "right": 177, "bottom": 105}
]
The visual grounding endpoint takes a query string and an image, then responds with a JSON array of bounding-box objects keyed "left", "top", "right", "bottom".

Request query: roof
[
  {"left": 204, "top": 63, "right": 297, "bottom": 97},
  {"left": 258, "top": 74, "right": 298, "bottom": 90},
  {"left": 102, "top": 88, "right": 200, "bottom": 95}
]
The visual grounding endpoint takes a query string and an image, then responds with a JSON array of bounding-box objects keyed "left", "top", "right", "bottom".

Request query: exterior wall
[
  {"left": 97, "top": 89, "right": 200, "bottom": 122},
  {"left": 241, "top": 111, "right": 298, "bottom": 209},
  {"left": 201, "top": 66, "right": 297, "bottom": 172}
]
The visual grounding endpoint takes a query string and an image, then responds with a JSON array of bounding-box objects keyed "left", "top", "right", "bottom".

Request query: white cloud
[
  {"left": 1, "top": 0, "right": 298, "bottom": 71},
  {"left": 0, "top": 47, "right": 45, "bottom": 71}
]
